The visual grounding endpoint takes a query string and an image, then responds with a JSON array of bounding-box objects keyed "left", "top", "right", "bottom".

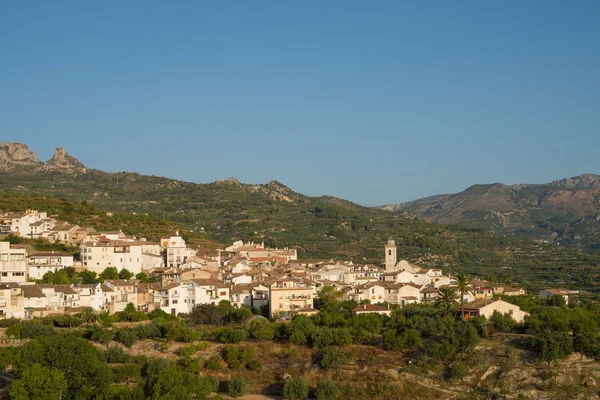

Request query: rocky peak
[
  {"left": 0, "top": 142, "right": 41, "bottom": 170},
  {"left": 38, "top": 147, "right": 87, "bottom": 173},
  {"left": 549, "top": 174, "right": 600, "bottom": 189}
]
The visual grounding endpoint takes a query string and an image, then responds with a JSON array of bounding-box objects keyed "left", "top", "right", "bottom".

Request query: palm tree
[
  {"left": 78, "top": 307, "right": 99, "bottom": 324},
  {"left": 452, "top": 273, "right": 474, "bottom": 320},
  {"left": 434, "top": 287, "right": 459, "bottom": 316}
]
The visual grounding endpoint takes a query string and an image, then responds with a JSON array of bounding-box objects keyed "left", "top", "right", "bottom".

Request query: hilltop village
[{"left": 0, "top": 209, "right": 562, "bottom": 322}]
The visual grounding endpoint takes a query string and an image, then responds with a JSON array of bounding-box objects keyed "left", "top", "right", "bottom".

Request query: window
[
  {"left": 508, "top": 309, "right": 513, "bottom": 315},
  {"left": 388, "top": 250, "right": 391, "bottom": 256},
  {"left": 371, "top": 289, "right": 375, "bottom": 294},
  {"left": 220, "top": 291, "right": 226, "bottom": 296},
  {"left": 279, "top": 303, "right": 283, "bottom": 309},
  {"left": 172, "top": 300, "right": 178, "bottom": 304}
]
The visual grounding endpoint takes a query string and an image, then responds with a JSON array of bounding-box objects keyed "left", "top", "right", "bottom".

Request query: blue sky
[{"left": 1, "top": 1, "right": 599, "bottom": 206}]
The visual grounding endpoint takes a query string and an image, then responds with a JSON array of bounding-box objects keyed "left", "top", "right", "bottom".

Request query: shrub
[
  {"left": 205, "top": 355, "right": 224, "bottom": 370},
  {"left": 217, "top": 328, "right": 249, "bottom": 344},
  {"left": 447, "top": 362, "right": 467, "bottom": 381},
  {"left": 106, "top": 346, "right": 132, "bottom": 363},
  {"left": 227, "top": 376, "right": 247, "bottom": 397},
  {"left": 316, "top": 380, "right": 340, "bottom": 400},
  {"left": 241, "top": 345, "right": 256, "bottom": 364},
  {"left": 225, "top": 346, "right": 239, "bottom": 364},
  {"left": 283, "top": 377, "right": 309, "bottom": 400},
  {"left": 205, "top": 375, "right": 220, "bottom": 393},
  {"left": 320, "top": 347, "right": 351, "bottom": 369},
  {"left": 144, "top": 358, "right": 170, "bottom": 378},
  {"left": 189, "top": 304, "right": 224, "bottom": 326},
  {"left": 115, "top": 328, "right": 138, "bottom": 348},
  {"left": 113, "top": 363, "right": 141, "bottom": 383},
  {"left": 179, "top": 342, "right": 208, "bottom": 358},
  {"left": 248, "top": 319, "right": 275, "bottom": 340},
  {"left": 246, "top": 358, "right": 261, "bottom": 371}
]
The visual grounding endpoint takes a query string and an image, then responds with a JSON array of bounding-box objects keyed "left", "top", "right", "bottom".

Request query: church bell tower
[{"left": 385, "top": 239, "right": 397, "bottom": 271}]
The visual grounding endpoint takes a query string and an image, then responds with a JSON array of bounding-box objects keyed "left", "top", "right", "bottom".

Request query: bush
[
  {"left": 447, "top": 362, "right": 467, "bottom": 381},
  {"left": 106, "top": 346, "right": 132, "bottom": 363},
  {"left": 246, "top": 358, "right": 261, "bottom": 371},
  {"left": 248, "top": 319, "right": 275, "bottom": 340},
  {"left": 189, "top": 304, "right": 224, "bottom": 326},
  {"left": 227, "top": 376, "right": 247, "bottom": 397},
  {"left": 225, "top": 346, "right": 240, "bottom": 364},
  {"left": 205, "top": 355, "right": 224, "bottom": 370},
  {"left": 144, "top": 358, "right": 170, "bottom": 378},
  {"left": 216, "top": 328, "right": 249, "bottom": 343},
  {"left": 316, "top": 380, "right": 340, "bottom": 400},
  {"left": 115, "top": 327, "right": 138, "bottom": 348},
  {"left": 283, "top": 377, "right": 309, "bottom": 400},
  {"left": 205, "top": 375, "right": 220, "bottom": 393},
  {"left": 113, "top": 363, "right": 141, "bottom": 383},
  {"left": 320, "top": 347, "right": 351, "bottom": 369},
  {"left": 179, "top": 342, "right": 208, "bottom": 357}
]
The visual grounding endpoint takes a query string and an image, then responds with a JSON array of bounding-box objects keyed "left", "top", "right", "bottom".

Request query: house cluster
[
  {"left": 0, "top": 226, "right": 530, "bottom": 323},
  {"left": 0, "top": 209, "right": 95, "bottom": 244}
]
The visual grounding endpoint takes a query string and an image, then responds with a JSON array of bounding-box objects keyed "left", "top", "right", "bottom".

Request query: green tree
[
  {"left": 535, "top": 329, "right": 574, "bottom": 368},
  {"left": 17, "top": 335, "right": 112, "bottom": 398},
  {"left": 78, "top": 307, "right": 99, "bottom": 324},
  {"left": 100, "top": 267, "right": 119, "bottom": 280},
  {"left": 352, "top": 313, "right": 383, "bottom": 341},
  {"left": 320, "top": 347, "right": 351, "bottom": 369},
  {"left": 119, "top": 268, "right": 133, "bottom": 280},
  {"left": 248, "top": 318, "right": 275, "bottom": 340},
  {"left": 9, "top": 363, "right": 68, "bottom": 400},
  {"left": 283, "top": 377, "right": 309, "bottom": 400},
  {"left": 227, "top": 376, "right": 247, "bottom": 397},
  {"left": 135, "top": 272, "right": 149, "bottom": 283},
  {"left": 79, "top": 270, "right": 97, "bottom": 284},
  {"left": 316, "top": 380, "right": 340, "bottom": 400},
  {"left": 452, "top": 273, "right": 474, "bottom": 320},
  {"left": 434, "top": 287, "right": 458, "bottom": 317}
]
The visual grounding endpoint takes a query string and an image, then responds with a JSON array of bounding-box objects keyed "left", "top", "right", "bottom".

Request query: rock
[
  {"left": 38, "top": 147, "right": 87, "bottom": 173},
  {"left": 0, "top": 142, "right": 41, "bottom": 170}
]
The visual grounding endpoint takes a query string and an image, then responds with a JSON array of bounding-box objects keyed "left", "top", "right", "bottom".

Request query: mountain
[
  {"left": 382, "top": 175, "right": 600, "bottom": 253},
  {"left": 0, "top": 142, "right": 41, "bottom": 170},
  {"left": 0, "top": 142, "right": 86, "bottom": 173},
  {"left": 1, "top": 143, "right": 600, "bottom": 293}
]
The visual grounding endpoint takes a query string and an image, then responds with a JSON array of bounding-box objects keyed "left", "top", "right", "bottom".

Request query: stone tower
[{"left": 385, "top": 239, "right": 397, "bottom": 271}]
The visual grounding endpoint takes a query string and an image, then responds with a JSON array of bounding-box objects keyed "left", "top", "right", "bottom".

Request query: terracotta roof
[
  {"left": 543, "top": 289, "right": 568, "bottom": 295},
  {"left": 101, "top": 284, "right": 114, "bottom": 292},
  {"left": 461, "top": 299, "right": 501, "bottom": 310},
  {"left": 21, "top": 285, "right": 46, "bottom": 298},
  {"left": 352, "top": 304, "right": 389, "bottom": 313}
]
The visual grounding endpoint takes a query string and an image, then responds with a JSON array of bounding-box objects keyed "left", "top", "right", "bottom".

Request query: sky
[{"left": 1, "top": 1, "right": 599, "bottom": 206}]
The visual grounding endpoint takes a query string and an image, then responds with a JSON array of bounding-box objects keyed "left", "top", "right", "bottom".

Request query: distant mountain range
[{"left": 379, "top": 174, "right": 600, "bottom": 252}]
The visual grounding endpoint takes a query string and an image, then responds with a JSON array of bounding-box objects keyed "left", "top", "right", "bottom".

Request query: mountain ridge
[{"left": 380, "top": 174, "right": 600, "bottom": 252}]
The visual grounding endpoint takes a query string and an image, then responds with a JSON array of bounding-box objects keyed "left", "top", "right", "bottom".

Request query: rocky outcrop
[
  {"left": 0, "top": 142, "right": 41, "bottom": 170},
  {"left": 549, "top": 174, "right": 600, "bottom": 189},
  {"left": 37, "top": 147, "right": 87, "bottom": 173}
]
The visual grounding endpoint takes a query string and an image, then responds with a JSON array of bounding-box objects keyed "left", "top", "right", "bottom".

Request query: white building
[
  {"left": 161, "top": 233, "right": 196, "bottom": 269},
  {"left": 27, "top": 252, "right": 74, "bottom": 280},
  {"left": 80, "top": 239, "right": 161, "bottom": 275},
  {"left": 0, "top": 242, "right": 27, "bottom": 283}
]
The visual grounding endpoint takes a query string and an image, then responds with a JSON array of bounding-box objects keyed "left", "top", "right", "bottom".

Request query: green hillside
[{"left": 2, "top": 169, "right": 600, "bottom": 294}]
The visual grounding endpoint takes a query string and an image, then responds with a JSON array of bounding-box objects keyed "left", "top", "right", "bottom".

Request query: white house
[
  {"left": 0, "top": 242, "right": 27, "bottom": 283},
  {"left": 27, "top": 252, "right": 74, "bottom": 280},
  {"left": 161, "top": 233, "right": 196, "bottom": 269}
]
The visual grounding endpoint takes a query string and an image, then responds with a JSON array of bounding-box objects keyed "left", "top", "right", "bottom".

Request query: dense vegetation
[{"left": 3, "top": 287, "right": 600, "bottom": 399}]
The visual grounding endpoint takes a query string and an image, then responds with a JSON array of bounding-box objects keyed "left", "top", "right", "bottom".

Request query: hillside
[
  {"left": 382, "top": 175, "right": 600, "bottom": 253},
  {"left": 2, "top": 143, "right": 600, "bottom": 293}
]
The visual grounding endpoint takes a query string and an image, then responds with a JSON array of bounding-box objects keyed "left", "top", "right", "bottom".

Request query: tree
[
  {"left": 9, "top": 363, "right": 68, "bottom": 400},
  {"left": 316, "top": 285, "right": 343, "bottom": 311},
  {"left": 316, "top": 380, "right": 340, "bottom": 400},
  {"left": 452, "top": 273, "right": 474, "bottom": 320},
  {"left": 79, "top": 270, "right": 97, "bottom": 284},
  {"left": 248, "top": 318, "right": 275, "bottom": 340},
  {"left": 17, "top": 335, "right": 112, "bottom": 398},
  {"left": 283, "top": 377, "right": 309, "bottom": 400},
  {"left": 434, "top": 287, "right": 458, "bottom": 317},
  {"left": 227, "top": 376, "right": 247, "bottom": 397},
  {"left": 320, "top": 347, "right": 351, "bottom": 369},
  {"left": 119, "top": 268, "right": 133, "bottom": 280},
  {"left": 189, "top": 304, "right": 224, "bottom": 326},
  {"left": 135, "top": 272, "right": 149, "bottom": 283},
  {"left": 352, "top": 313, "right": 383, "bottom": 341},
  {"left": 100, "top": 267, "right": 119, "bottom": 280},
  {"left": 535, "top": 329, "right": 574, "bottom": 368},
  {"left": 78, "top": 307, "right": 99, "bottom": 324}
]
